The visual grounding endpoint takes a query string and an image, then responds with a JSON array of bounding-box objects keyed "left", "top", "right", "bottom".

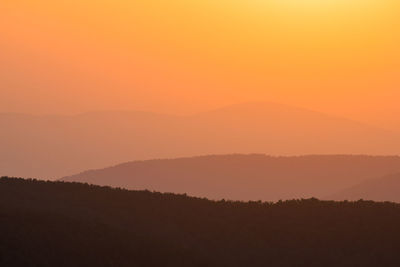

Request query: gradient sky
[{"left": 1, "top": 0, "right": 400, "bottom": 129}]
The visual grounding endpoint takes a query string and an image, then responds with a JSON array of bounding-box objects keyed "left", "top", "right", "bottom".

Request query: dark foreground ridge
[{"left": 1, "top": 177, "right": 400, "bottom": 267}]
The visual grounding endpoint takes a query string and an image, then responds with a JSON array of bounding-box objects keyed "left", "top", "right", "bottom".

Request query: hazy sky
[{"left": 1, "top": 0, "right": 400, "bottom": 129}]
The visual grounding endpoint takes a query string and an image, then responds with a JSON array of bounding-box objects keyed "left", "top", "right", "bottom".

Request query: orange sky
[{"left": 1, "top": 0, "right": 400, "bottom": 129}]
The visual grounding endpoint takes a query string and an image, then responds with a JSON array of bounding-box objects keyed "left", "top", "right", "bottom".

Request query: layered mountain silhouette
[
  {"left": 4, "top": 177, "right": 400, "bottom": 266},
  {"left": 329, "top": 173, "right": 400, "bottom": 202},
  {"left": 62, "top": 154, "right": 400, "bottom": 201},
  {"left": 2, "top": 102, "right": 400, "bottom": 179}
]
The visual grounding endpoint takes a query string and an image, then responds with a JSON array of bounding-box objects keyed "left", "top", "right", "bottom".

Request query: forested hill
[{"left": 1, "top": 177, "right": 400, "bottom": 267}]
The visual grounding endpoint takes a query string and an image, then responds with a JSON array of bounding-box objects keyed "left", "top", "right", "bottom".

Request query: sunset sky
[{"left": 1, "top": 0, "right": 400, "bottom": 129}]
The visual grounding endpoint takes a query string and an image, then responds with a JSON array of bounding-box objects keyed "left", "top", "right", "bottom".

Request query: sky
[{"left": 1, "top": 0, "right": 400, "bottom": 130}]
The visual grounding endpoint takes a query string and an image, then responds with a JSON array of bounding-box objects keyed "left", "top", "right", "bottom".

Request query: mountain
[
  {"left": 2, "top": 177, "right": 400, "bottom": 267},
  {"left": 62, "top": 154, "right": 400, "bottom": 201},
  {"left": 186, "top": 102, "right": 400, "bottom": 154},
  {"left": 329, "top": 173, "right": 400, "bottom": 202},
  {"left": 2, "top": 102, "right": 400, "bottom": 179}
]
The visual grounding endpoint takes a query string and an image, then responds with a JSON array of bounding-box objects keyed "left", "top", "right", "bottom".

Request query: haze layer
[{"left": 1, "top": 0, "right": 400, "bottom": 130}]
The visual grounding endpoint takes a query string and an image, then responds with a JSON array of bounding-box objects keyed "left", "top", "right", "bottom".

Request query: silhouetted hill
[
  {"left": 1, "top": 177, "right": 400, "bottom": 267},
  {"left": 329, "top": 173, "right": 400, "bottom": 202},
  {"left": 62, "top": 154, "right": 400, "bottom": 201},
  {"left": 2, "top": 102, "right": 400, "bottom": 179}
]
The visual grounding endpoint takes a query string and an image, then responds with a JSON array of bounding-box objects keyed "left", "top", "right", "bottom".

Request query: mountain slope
[
  {"left": 329, "top": 173, "right": 400, "bottom": 202},
  {"left": 2, "top": 177, "right": 400, "bottom": 267},
  {"left": 2, "top": 102, "right": 400, "bottom": 179},
  {"left": 62, "top": 154, "right": 400, "bottom": 201},
  {"left": 185, "top": 102, "right": 400, "bottom": 155}
]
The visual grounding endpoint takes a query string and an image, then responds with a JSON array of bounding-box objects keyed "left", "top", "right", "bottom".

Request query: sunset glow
[
  {"left": 3, "top": 2, "right": 400, "bottom": 265},
  {"left": 0, "top": 0, "right": 399, "bottom": 129}
]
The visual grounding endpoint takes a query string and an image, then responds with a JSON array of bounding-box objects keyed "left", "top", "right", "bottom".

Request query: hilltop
[{"left": 1, "top": 177, "right": 400, "bottom": 266}]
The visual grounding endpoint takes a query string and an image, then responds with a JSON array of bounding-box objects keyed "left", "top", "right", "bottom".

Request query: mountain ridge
[
  {"left": 2, "top": 102, "right": 400, "bottom": 179},
  {"left": 2, "top": 177, "right": 400, "bottom": 266},
  {"left": 62, "top": 154, "right": 400, "bottom": 201}
]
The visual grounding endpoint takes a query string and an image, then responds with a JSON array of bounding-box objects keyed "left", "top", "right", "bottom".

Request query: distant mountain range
[
  {"left": 2, "top": 102, "right": 400, "bottom": 179},
  {"left": 62, "top": 154, "right": 400, "bottom": 201}
]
